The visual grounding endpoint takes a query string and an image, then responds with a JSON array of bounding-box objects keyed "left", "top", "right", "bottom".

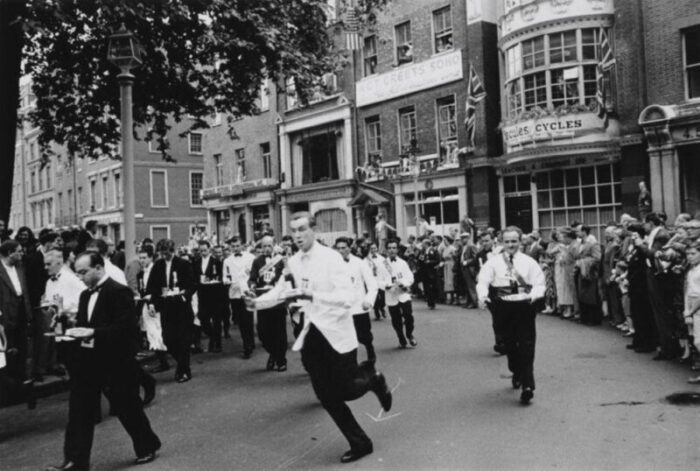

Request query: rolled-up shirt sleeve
[
  {"left": 476, "top": 261, "right": 495, "bottom": 301},
  {"left": 527, "top": 259, "right": 546, "bottom": 301}
]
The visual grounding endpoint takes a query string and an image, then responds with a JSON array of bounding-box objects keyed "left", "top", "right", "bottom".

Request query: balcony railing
[{"left": 202, "top": 177, "right": 279, "bottom": 199}]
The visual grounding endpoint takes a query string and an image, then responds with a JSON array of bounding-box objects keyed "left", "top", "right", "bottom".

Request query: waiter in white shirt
[
  {"left": 477, "top": 226, "right": 545, "bottom": 405},
  {"left": 367, "top": 243, "right": 389, "bottom": 320},
  {"left": 43, "top": 248, "right": 86, "bottom": 377},
  {"left": 335, "top": 237, "right": 378, "bottom": 364},
  {"left": 250, "top": 212, "right": 392, "bottom": 464},
  {"left": 223, "top": 236, "right": 256, "bottom": 358},
  {"left": 385, "top": 240, "right": 417, "bottom": 348}
]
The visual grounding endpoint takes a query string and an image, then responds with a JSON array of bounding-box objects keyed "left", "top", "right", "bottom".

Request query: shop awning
[{"left": 349, "top": 187, "right": 390, "bottom": 206}]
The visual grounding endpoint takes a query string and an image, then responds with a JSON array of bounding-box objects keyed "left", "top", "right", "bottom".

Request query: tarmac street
[{"left": 1, "top": 302, "right": 699, "bottom": 471}]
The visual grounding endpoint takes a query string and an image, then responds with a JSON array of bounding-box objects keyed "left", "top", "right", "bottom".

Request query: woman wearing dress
[
  {"left": 554, "top": 227, "right": 577, "bottom": 319},
  {"left": 541, "top": 230, "right": 562, "bottom": 314},
  {"left": 442, "top": 237, "right": 457, "bottom": 304}
]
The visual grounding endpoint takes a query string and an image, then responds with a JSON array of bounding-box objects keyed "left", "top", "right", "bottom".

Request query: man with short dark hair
[
  {"left": 46, "top": 252, "right": 161, "bottom": 470},
  {"left": 385, "top": 239, "right": 417, "bottom": 348},
  {"left": 249, "top": 213, "right": 392, "bottom": 464},
  {"left": 192, "top": 240, "right": 225, "bottom": 353},
  {"left": 477, "top": 226, "right": 545, "bottom": 405},
  {"left": 223, "top": 236, "right": 255, "bottom": 358}
]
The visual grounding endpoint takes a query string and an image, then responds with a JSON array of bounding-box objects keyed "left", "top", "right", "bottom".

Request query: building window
[
  {"left": 114, "top": 173, "right": 121, "bottom": 207},
  {"left": 47, "top": 199, "right": 53, "bottom": 224},
  {"left": 549, "top": 30, "right": 577, "bottom": 64},
  {"left": 523, "top": 72, "right": 547, "bottom": 109},
  {"left": 46, "top": 163, "right": 52, "bottom": 189},
  {"left": 684, "top": 26, "right": 700, "bottom": 99},
  {"left": 190, "top": 171, "right": 203, "bottom": 207},
  {"left": 437, "top": 96, "right": 457, "bottom": 143},
  {"left": 534, "top": 163, "right": 621, "bottom": 241},
  {"left": 214, "top": 153, "right": 224, "bottom": 186},
  {"left": 102, "top": 175, "right": 109, "bottom": 208},
  {"left": 398, "top": 106, "right": 417, "bottom": 149},
  {"left": 363, "top": 36, "right": 378, "bottom": 76},
  {"left": 395, "top": 22, "right": 413, "bottom": 65},
  {"left": 300, "top": 130, "right": 339, "bottom": 184},
  {"left": 30, "top": 169, "right": 36, "bottom": 194},
  {"left": 150, "top": 170, "right": 169, "bottom": 208},
  {"left": 259, "top": 79, "right": 270, "bottom": 111},
  {"left": 235, "top": 148, "right": 246, "bottom": 182},
  {"left": 314, "top": 208, "right": 348, "bottom": 233},
  {"left": 150, "top": 225, "right": 170, "bottom": 241},
  {"left": 522, "top": 36, "right": 545, "bottom": 70},
  {"left": 365, "top": 116, "right": 382, "bottom": 159},
  {"left": 404, "top": 189, "right": 459, "bottom": 231},
  {"left": 77, "top": 186, "right": 83, "bottom": 214},
  {"left": 89, "top": 180, "right": 96, "bottom": 211},
  {"left": 433, "top": 6, "right": 453, "bottom": 53},
  {"left": 188, "top": 132, "right": 203, "bottom": 154},
  {"left": 57, "top": 192, "right": 63, "bottom": 220},
  {"left": 261, "top": 143, "right": 272, "bottom": 179},
  {"left": 505, "top": 28, "right": 613, "bottom": 117}
]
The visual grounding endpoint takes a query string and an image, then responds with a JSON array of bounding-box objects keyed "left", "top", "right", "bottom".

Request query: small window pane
[
  {"left": 517, "top": 174, "right": 530, "bottom": 191},
  {"left": 597, "top": 165, "right": 611, "bottom": 183},
  {"left": 538, "top": 191, "right": 550, "bottom": 209},
  {"left": 551, "top": 189, "right": 565, "bottom": 207},
  {"left": 685, "top": 28, "right": 700, "bottom": 65},
  {"left": 614, "top": 184, "right": 622, "bottom": 203},
  {"left": 565, "top": 169, "right": 579, "bottom": 187},
  {"left": 582, "top": 186, "right": 596, "bottom": 205},
  {"left": 566, "top": 188, "right": 580, "bottom": 206},
  {"left": 550, "top": 170, "right": 564, "bottom": 188},
  {"left": 689, "top": 68, "right": 700, "bottom": 99},
  {"left": 598, "top": 185, "right": 612, "bottom": 204},
  {"left": 580, "top": 166, "right": 595, "bottom": 185},
  {"left": 536, "top": 172, "right": 549, "bottom": 188},
  {"left": 504, "top": 176, "right": 517, "bottom": 193}
]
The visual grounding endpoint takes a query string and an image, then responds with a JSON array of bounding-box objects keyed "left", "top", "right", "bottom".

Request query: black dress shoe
[
  {"left": 176, "top": 372, "right": 191, "bottom": 383},
  {"left": 626, "top": 344, "right": 636, "bottom": 350},
  {"left": 520, "top": 388, "right": 534, "bottom": 404},
  {"left": 242, "top": 350, "right": 252, "bottom": 359},
  {"left": 266, "top": 356, "right": 275, "bottom": 371},
  {"left": 45, "top": 461, "right": 90, "bottom": 471},
  {"left": 340, "top": 445, "right": 373, "bottom": 463},
  {"left": 511, "top": 377, "right": 522, "bottom": 390},
  {"left": 652, "top": 353, "right": 673, "bottom": 361},
  {"left": 142, "top": 375, "right": 156, "bottom": 405},
  {"left": 408, "top": 337, "right": 418, "bottom": 347},
  {"left": 24, "top": 380, "right": 37, "bottom": 410},
  {"left": 634, "top": 346, "right": 656, "bottom": 353},
  {"left": 134, "top": 451, "right": 157, "bottom": 465},
  {"left": 191, "top": 345, "right": 204, "bottom": 354},
  {"left": 370, "top": 372, "right": 392, "bottom": 411},
  {"left": 276, "top": 361, "right": 287, "bottom": 372}
]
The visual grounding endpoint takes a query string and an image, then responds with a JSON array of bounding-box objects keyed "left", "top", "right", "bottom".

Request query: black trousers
[
  {"left": 630, "top": 283, "right": 658, "bottom": 350},
  {"left": 64, "top": 355, "right": 160, "bottom": 466},
  {"left": 160, "top": 298, "right": 192, "bottom": 376},
  {"left": 198, "top": 287, "right": 225, "bottom": 349},
  {"left": 373, "top": 290, "right": 386, "bottom": 319},
  {"left": 422, "top": 275, "right": 437, "bottom": 308},
  {"left": 488, "top": 303, "right": 505, "bottom": 349},
  {"left": 462, "top": 267, "right": 478, "bottom": 306},
  {"left": 257, "top": 306, "right": 288, "bottom": 365},
  {"left": 646, "top": 270, "right": 679, "bottom": 356},
  {"left": 230, "top": 299, "right": 255, "bottom": 353},
  {"left": 496, "top": 300, "right": 537, "bottom": 390},
  {"left": 352, "top": 312, "right": 375, "bottom": 362},
  {"left": 301, "top": 325, "right": 372, "bottom": 451},
  {"left": 388, "top": 301, "right": 414, "bottom": 346}
]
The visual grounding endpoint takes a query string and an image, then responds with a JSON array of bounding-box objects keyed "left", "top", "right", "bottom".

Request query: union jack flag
[
  {"left": 596, "top": 29, "right": 616, "bottom": 128},
  {"left": 345, "top": 6, "right": 361, "bottom": 50},
  {"left": 465, "top": 63, "right": 486, "bottom": 152}
]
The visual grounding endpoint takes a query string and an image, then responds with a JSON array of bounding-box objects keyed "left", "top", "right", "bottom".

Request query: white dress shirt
[
  {"left": 256, "top": 241, "right": 356, "bottom": 354},
  {"left": 44, "top": 265, "right": 86, "bottom": 314},
  {"left": 142, "top": 263, "right": 153, "bottom": 291},
  {"left": 476, "top": 251, "right": 545, "bottom": 303},
  {"left": 105, "top": 259, "right": 127, "bottom": 286},
  {"left": 1, "top": 260, "right": 22, "bottom": 296},
  {"left": 223, "top": 252, "right": 255, "bottom": 299},
  {"left": 344, "top": 254, "right": 378, "bottom": 315},
  {"left": 366, "top": 256, "right": 391, "bottom": 290},
  {"left": 200, "top": 256, "right": 210, "bottom": 277},
  {"left": 385, "top": 256, "right": 414, "bottom": 306},
  {"left": 87, "top": 274, "right": 110, "bottom": 322}
]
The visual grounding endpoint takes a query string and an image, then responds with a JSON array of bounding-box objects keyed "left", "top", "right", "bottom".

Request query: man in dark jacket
[
  {"left": 46, "top": 252, "right": 161, "bottom": 471},
  {"left": 417, "top": 238, "right": 440, "bottom": 309},
  {"left": 192, "top": 240, "right": 224, "bottom": 353}
]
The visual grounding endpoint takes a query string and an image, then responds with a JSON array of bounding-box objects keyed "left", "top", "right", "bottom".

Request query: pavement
[{"left": 1, "top": 302, "right": 700, "bottom": 471}]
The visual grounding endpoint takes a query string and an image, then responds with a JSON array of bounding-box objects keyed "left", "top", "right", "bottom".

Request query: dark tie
[
  {"left": 50, "top": 274, "right": 60, "bottom": 282},
  {"left": 88, "top": 284, "right": 102, "bottom": 295},
  {"left": 509, "top": 254, "right": 514, "bottom": 265},
  {"left": 235, "top": 253, "right": 242, "bottom": 257},
  {"left": 390, "top": 257, "right": 397, "bottom": 262}
]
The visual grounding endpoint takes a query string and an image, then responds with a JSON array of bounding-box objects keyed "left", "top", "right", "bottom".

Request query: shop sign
[
  {"left": 502, "top": 112, "right": 605, "bottom": 150},
  {"left": 671, "top": 124, "right": 700, "bottom": 145},
  {"left": 356, "top": 49, "right": 463, "bottom": 107}
]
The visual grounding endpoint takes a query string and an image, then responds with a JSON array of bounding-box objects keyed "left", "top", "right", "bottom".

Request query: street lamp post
[{"left": 108, "top": 25, "right": 142, "bottom": 262}]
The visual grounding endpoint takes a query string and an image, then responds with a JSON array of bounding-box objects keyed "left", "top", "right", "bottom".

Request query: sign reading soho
[
  {"left": 502, "top": 112, "right": 607, "bottom": 150},
  {"left": 356, "top": 49, "right": 463, "bottom": 107}
]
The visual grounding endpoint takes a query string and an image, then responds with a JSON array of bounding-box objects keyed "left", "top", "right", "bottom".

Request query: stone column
[
  {"left": 343, "top": 117, "right": 354, "bottom": 179},
  {"left": 279, "top": 128, "right": 291, "bottom": 189}
]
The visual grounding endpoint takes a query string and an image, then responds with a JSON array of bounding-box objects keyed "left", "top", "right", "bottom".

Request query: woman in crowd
[
  {"left": 624, "top": 222, "right": 658, "bottom": 353},
  {"left": 554, "top": 227, "right": 577, "bottom": 319},
  {"left": 442, "top": 236, "right": 457, "bottom": 304},
  {"left": 685, "top": 240, "right": 700, "bottom": 383},
  {"left": 540, "top": 230, "right": 561, "bottom": 314}
]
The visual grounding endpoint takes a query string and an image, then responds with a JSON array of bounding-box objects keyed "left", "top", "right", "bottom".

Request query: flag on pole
[
  {"left": 465, "top": 63, "right": 486, "bottom": 152},
  {"left": 345, "top": 5, "right": 361, "bottom": 50},
  {"left": 596, "top": 29, "right": 616, "bottom": 128}
]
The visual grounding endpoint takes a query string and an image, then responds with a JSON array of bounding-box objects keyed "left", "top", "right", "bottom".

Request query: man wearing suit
[
  {"left": 146, "top": 239, "right": 195, "bottom": 383},
  {"left": 635, "top": 213, "right": 679, "bottom": 360},
  {"left": 249, "top": 236, "right": 288, "bottom": 371},
  {"left": 417, "top": 238, "right": 440, "bottom": 309},
  {"left": 0, "top": 240, "right": 34, "bottom": 407},
  {"left": 46, "top": 252, "right": 160, "bottom": 471},
  {"left": 192, "top": 240, "right": 224, "bottom": 353}
]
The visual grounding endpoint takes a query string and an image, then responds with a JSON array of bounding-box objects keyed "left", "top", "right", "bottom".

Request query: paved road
[{"left": 1, "top": 303, "right": 699, "bottom": 471}]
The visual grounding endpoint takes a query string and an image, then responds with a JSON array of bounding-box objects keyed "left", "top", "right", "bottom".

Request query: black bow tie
[
  {"left": 50, "top": 273, "right": 61, "bottom": 282},
  {"left": 234, "top": 253, "right": 242, "bottom": 257},
  {"left": 88, "top": 284, "right": 103, "bottom": 295},
  {"left": 390, "top": 257, "right": 397, "bottom": 262}
]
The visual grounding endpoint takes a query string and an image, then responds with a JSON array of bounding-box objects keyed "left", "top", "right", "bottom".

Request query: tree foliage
[{"left": 22, "top": 0, "right": 387, "bottom": 162}]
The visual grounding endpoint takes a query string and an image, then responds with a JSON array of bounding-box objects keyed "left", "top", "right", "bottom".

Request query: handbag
[{"left": 502, "top": 253, "right": 546, "bottom": 312}]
